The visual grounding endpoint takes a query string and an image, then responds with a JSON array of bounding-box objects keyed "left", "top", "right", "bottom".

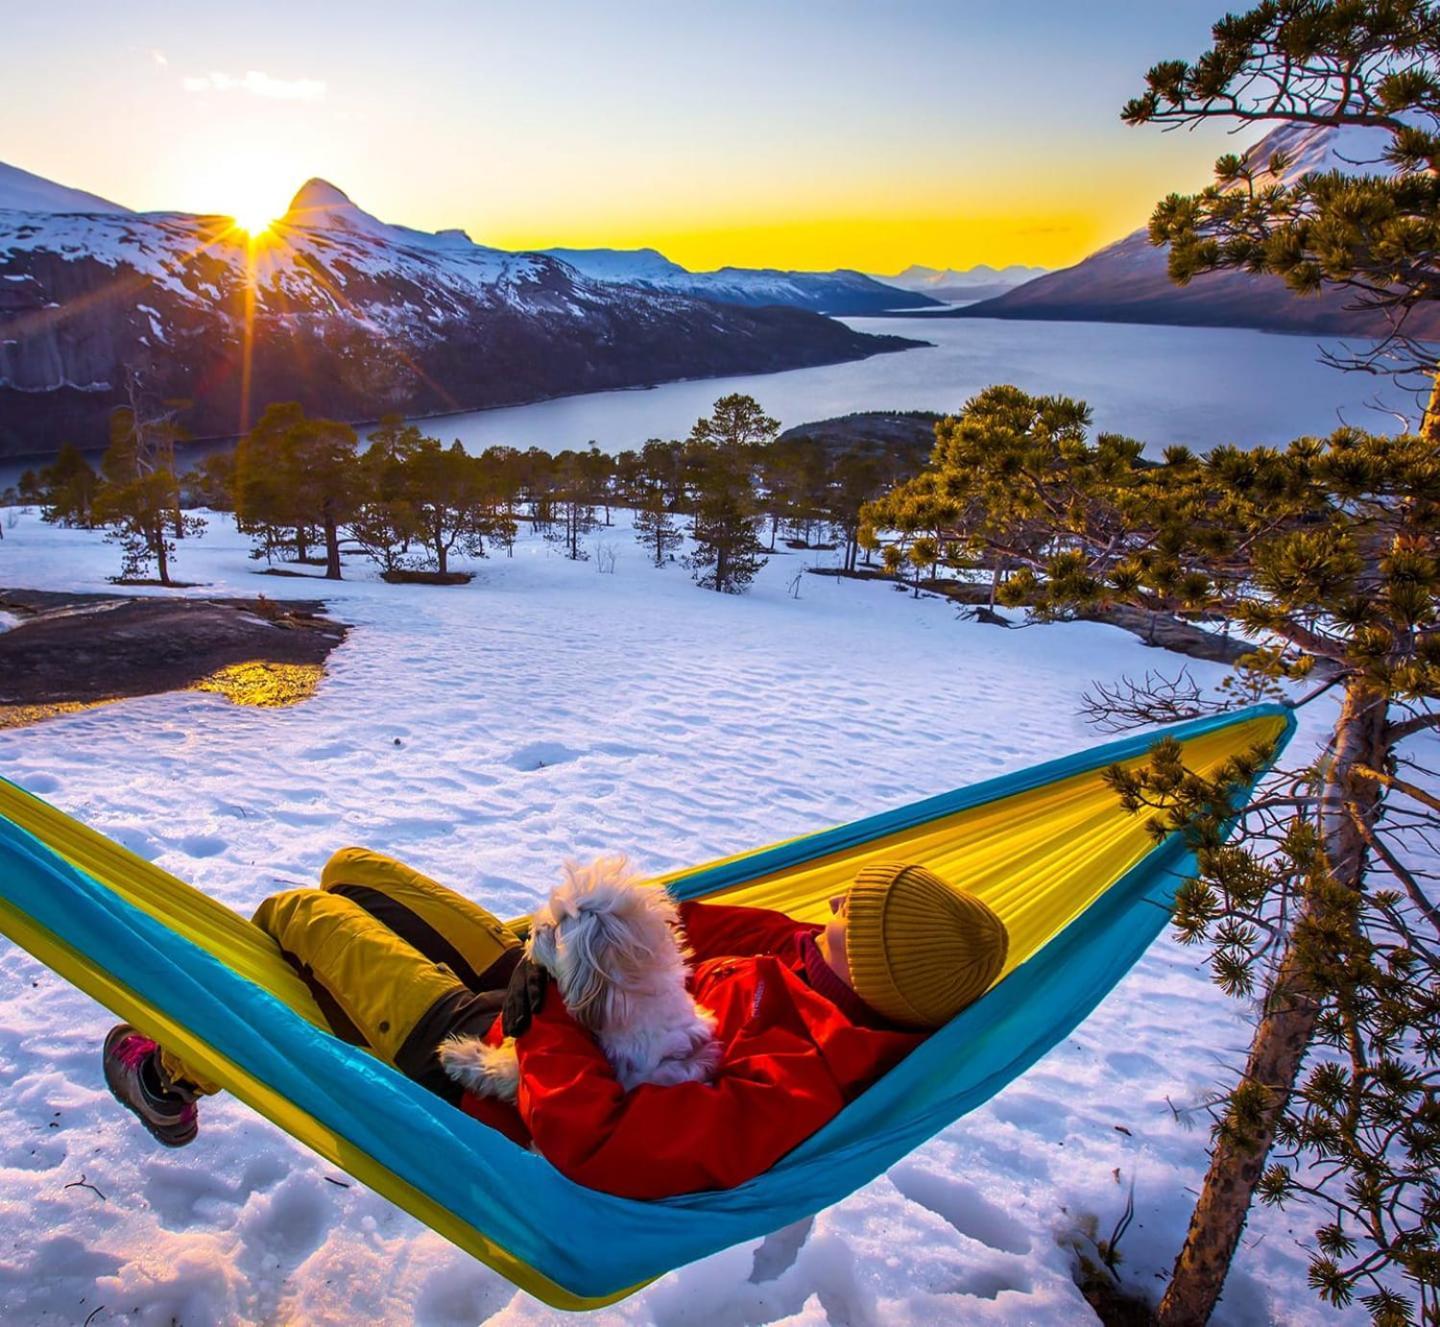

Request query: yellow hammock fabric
[{"left": 0, "top": 704, "right": 1292, "bottom": 1307}]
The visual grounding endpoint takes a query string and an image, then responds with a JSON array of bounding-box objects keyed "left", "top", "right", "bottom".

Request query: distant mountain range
[
  {"left": 873, "top": 263, "right": 1049, "bottom": 303},
  {"left": 0, "top": 172, "right": 920, "bottom": 459},
  {"left": 538, "top": 248, "right": 939, "bottom": 315},
  {"left": 960, "top": 121, "right": 1440, "bottom": 338}
]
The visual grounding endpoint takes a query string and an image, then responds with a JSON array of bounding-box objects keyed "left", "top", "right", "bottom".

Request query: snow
[
  {"left": 0, "top": 180, "right": 554, "bottom": 333},
  {"left": 1244, "top": 119, "right": 1398, "bottom": 184},
  {"left": 0, "top": 161, "right": 131, "bottom": 215},
  {"left": 0, "top": 506, "right": 1369, "bottom": 1325},
  {"left": 541, "top": 247, "right": 688, "bottom": 282},
  {"left": 540, "top": 248, "right": 923, "bottom": 311},
  {"left": 873, "top": 264, "right": 1049, "bottom": 293}
]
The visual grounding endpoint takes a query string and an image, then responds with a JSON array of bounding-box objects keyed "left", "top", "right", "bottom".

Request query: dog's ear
[
  {"left": 557, "top": 905, "right": 620, "bottom": 1029},
  {"left": 526, "top": 909, "right": 560, "bottom": 973}
]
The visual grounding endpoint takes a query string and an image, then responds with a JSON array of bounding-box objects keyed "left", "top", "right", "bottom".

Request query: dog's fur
[{"left": 440, "top": 856, "right": 722, "bottom": 1104}]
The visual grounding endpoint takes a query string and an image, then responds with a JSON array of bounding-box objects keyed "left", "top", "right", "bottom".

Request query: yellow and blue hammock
[{"left": 0, "top": 703, "right": 1292, "bottom": 1308}]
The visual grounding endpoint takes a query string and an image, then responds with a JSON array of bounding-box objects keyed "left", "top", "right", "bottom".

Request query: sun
[
  {"left": 231, "top": 205, "right": 280, "bottom": 237},
  {"left": 184, "top": 147, "right": 301, "bottom": 240}
]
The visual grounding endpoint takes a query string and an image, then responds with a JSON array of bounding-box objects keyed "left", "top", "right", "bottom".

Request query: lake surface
[
  {"left": 376, "top": 315, "right": 1421, "bottom": 458},
  {"left": 1, "top": 316, "right": 1420, "bottom": 489}
]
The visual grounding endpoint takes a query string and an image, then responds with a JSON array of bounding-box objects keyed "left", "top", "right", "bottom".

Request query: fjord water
[
  {"left": 0, "top": 315, "right": 1412, "bottom": 490},
  {"left": 398, "top": 315, "right": 1420, "bottom": 455}
]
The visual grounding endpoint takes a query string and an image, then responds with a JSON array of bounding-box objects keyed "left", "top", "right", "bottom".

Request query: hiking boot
[{"left": 102, "top": 1024, "right": 198, "bottom": 1148}]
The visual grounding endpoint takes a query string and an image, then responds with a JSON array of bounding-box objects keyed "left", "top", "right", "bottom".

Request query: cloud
[
  {"left": 150, "top": 49, "right": 168, "bottom": 68},
  {"left": 182, "top": 69, "right": 327, "bottom": 101}
]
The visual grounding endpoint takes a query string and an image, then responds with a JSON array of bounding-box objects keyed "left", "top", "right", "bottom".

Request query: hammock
[{"left": 0, "top": 703, "right": 1293, "bottom": 1308}]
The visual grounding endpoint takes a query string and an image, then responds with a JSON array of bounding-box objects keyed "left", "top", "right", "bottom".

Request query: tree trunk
[
  {"left": 1422, "top": 361, "right": 1440, "bottom": 444},
  {"left": 323, "top": 509, "right": 342, "bottom": 580},
  {"left": 437, "top": 542, "right": 448, "bottom": 576},
  {"left": 1156, "top": 684, "right": 1389, "bottom": 1326},
  {"left": 154, "top": 524, "right": 170, "bottom": 585}
]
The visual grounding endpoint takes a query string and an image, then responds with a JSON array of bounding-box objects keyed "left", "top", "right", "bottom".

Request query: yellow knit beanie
[{"left": 844, "top": 862, "right": 1008, "bottom": 1028}]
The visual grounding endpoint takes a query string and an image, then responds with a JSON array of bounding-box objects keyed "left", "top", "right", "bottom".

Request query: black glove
[{"left": 501, "top": 956, "right": 550, "bottom": 1038}]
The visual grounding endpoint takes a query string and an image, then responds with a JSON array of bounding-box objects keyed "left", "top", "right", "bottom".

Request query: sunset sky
[{"left": 6, "top": 1, "right": 1256, "bottom": 273}]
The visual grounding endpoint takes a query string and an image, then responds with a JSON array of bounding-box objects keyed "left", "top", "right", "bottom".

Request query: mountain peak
[
  {"left": 0, "top": 160, "right": 131, "bottom": 215},
  {"left": 287, "top": 178, "right": 354, "bottom": 213}
]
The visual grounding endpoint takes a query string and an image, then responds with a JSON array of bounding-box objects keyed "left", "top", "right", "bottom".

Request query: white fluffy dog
[{"left": 439, "top": 856, "right": 722, "bottom": 1103}]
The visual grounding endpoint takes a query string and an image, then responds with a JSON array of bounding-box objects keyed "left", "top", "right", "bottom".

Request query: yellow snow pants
[{"left": 160, "top": 847, "right": 522, "bottom": 1096}]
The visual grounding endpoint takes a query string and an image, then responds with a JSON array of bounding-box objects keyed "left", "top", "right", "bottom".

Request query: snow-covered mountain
[
  {"left": 874, "top": 263, "right": 1048, "bottom": 303},
  {"left": 962, "top": 120, "right": 1438, "bottom": 336},
  {"left": 0, "top": 161, "right": 130, "bottom": 215},
  {"left": 538, "top": 247, "right": 939, "bottom": 315},
  {"left": 539, "top": 247, "right": 688, "bottom": 283},
  {"left": 0, "top": 175, "right": 917, "bottom": 459}
]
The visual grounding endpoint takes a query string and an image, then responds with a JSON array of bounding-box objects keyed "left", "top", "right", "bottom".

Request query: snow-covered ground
[{"left": 0, "top": 507, "right": 1358, "bottom": 1326}]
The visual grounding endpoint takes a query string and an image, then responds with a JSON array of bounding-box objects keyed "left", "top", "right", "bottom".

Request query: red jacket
[{"left": 459, "top": 901, "right": 923, "bottom": 1198}]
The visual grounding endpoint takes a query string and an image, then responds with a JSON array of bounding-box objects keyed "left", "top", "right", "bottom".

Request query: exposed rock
[{"left": 0, "top": 589, "right": 346, "bottom": 706}]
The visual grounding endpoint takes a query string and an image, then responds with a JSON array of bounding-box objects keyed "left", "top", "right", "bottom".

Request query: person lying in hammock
[{"left": 102, "top": 849, "right": 1007, "bottom": 1199}]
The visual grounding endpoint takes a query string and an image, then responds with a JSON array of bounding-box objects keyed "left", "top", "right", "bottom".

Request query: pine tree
[
  {"left": 351, "top": 426, "right": 423, "bottom": 575},
  {"left": 232, "top": 403, "right": 311, "bottom": 563},
  {"left": 91, "top": 424, "right": 203, "bottom": 585},
  {"left": 519, "top": 447, "right": 559, "bottom": 536},
  {"left": 408, "top": 437, "right": 509, "bottom": 573},
  {"left": 579, "top": 444, "right": 615, "bottom": 525},
  {"left": 231, "top": 403, "right": 358, "bottom": 578},
  {"left": 622, "top": 437, "right": 687, "bottom": 566},
  {"left": 826, "top": 448, "right": 887, "bottom": 573},
  {"left": 683, "top": 396, "right": 773, "bottom": 593},
  {"left": 759, "top": 435, "right": 828, "bottom": 549},
  {"left": 633, "top": 488, "right": 685, "bottom": 566},
  {"left": 545, "top": 451, "right": 599, "bottom": 561},
  {"left": 639, "top": 438, "right": 689, "bottom": 511},
  {"left": 36, "top": 443, "right": 99, "bottom": 527},
  {"left": 293, "top": 416, "right": 359, "bottom": 580},
  {"left": 1117, "top": 8, "right": 1440, "bottom": 1319},
  {"left": 863, "top": 385, "right": 1440, "bottom": 1325},
  {"left": 1124, "top": 0, "right": 1440, "bottom": 394},
  {"left": 181, "top": 451, "right": 235, "bottom": 514},
  {"left": 478, "top": 446, "right": 523, "bottom": 557}
]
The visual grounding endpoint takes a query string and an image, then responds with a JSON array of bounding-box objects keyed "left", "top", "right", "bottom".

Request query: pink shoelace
[{"left": 112, "top": 1032, "right": 159, "bottom": 1070}]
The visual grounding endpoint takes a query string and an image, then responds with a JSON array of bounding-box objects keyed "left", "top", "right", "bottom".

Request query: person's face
[{"left": 816, "top": 892, "right": 853, "bottom": 987}]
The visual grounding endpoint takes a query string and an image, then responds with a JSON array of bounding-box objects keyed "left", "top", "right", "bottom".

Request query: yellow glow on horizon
[
  {"left": 482, "top": 211, "right": 1104, "bottom": 277},
  {"left": 449, "top": 151, "right": 1201, "bottom": 274}
]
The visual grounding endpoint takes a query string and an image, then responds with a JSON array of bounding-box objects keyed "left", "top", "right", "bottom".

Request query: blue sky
[{"left": 5, "top": 1, "right": 1256, "bottom": 269}]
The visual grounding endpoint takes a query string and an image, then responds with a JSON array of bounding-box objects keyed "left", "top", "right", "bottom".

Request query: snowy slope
[
  {"left": 539, "top": 248, "right": 939, "bottom": 315},
  {"left": 0, "top": 176, "right": 914, "bottom": 459},
  {"left": 0, "top": 161, "right": 130, "bottom": 214},
  {"left": 964, "top": 119, "right": 1436, "bottom": 335},
  {"left": 539, "top": 247, "right": 688, "bottom": 282},
  {"left": 0, "top": 504, "right": 1379, "bottom": 1327}
]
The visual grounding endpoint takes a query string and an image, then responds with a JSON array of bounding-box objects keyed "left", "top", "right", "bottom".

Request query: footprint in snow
[{"left": 888, "top": 1161, "right": 1032, "bottom": 1255}]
